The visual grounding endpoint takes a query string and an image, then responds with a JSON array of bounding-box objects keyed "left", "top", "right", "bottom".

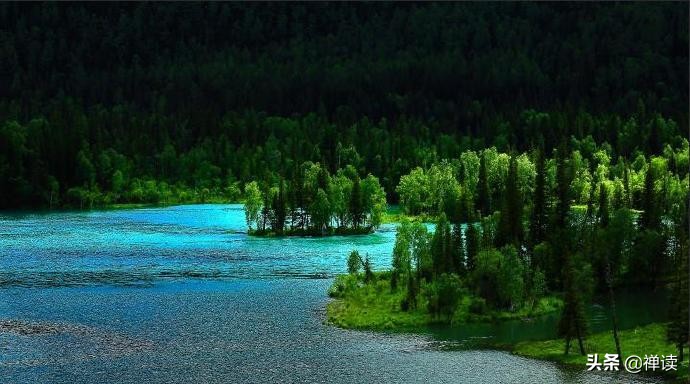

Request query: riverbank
[
  {"left": 326, "top": 272, "right": 563, "bottom": 331},
  {"left": 513, "top": 322, "right": 687, "bottom": 382}
]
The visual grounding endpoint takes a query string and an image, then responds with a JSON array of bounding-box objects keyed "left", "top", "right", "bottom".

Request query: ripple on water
[{"left": 0, "top": 205, "right": 670, "bottom": 384}]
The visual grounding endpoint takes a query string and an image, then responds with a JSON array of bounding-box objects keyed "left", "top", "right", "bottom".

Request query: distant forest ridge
[{"left": 0, "top": 3, "right": 687, "bottom": 208}]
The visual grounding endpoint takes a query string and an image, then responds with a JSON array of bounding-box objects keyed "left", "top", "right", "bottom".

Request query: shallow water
[{"left": 0, "top": 205, "right": 666, "bottom": 383}]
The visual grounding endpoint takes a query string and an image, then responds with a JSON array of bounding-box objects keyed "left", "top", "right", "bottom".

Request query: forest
[
  {"left": 0, "top": 3, "right": 687, "bottom": 209},
  {"left": 0, "top": 2, "right": 688, "bottom": 370},
  {"left": 330, "top": 139, "right": 688, "bottom": 360}
]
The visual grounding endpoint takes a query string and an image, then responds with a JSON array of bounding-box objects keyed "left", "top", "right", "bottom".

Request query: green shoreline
[
  {"left": 513, "top": 323, "right": 687, "bottom": 383},
  {"left": 325, "top": 273, "right": 687, "bottom": 383},
  {"left": 326, "top": 272, "right": 563, "bottom": 331}
]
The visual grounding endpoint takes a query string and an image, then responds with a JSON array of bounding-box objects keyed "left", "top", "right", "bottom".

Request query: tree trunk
[
  {"left": 680, "top": 342, "right": 684, "bottom": 363},
  {"left": 606, "top": 259, "right": 622, "bottom": 359},
  {"left": 564, "top": 336, "right": 571, "bottom": 355},
  {"left": 576, "top": 325, "right": 585, "bottom": 355}
]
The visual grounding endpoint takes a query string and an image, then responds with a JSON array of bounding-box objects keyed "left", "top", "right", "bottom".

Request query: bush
[
  {"left": 469, "top": 296, "right": 488, "bottom": 315},
  {"left": 347, "top": 250, "right": 362, "bottom": 275},
  {"left": 328, "top": 274, "right": 358, "bottom": 298},
  {"left": 424, "top": 273, "right": 464, "bottom": 320}
]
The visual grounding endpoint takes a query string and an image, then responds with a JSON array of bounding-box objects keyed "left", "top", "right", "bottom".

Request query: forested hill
[{"left": 0, "top": 3, "right": 687, "bottom": 208}]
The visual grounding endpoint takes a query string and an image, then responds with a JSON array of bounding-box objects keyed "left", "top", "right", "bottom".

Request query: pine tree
[
  {"left": 641, "top": 165, "right": 659, "bottom": 230},
  {"left": 477, "top": 152, "right": 491, "bottom": 217},
  {"left": 530, "top": 150, "right": 547, "bottom": 246},
  {"left": 598, "top": 183, "right": 609, "bottom": 227},
  {"left": 554, "top": 143, "right": 571, "bottom": 230},
  {"left": 667, "top": 244, "right": 688, "bottom": 362},
  {"left": 668, "top": 199, "right": 689, "bottom": 362},
  {"left": 497, "top": 154, "right": 522, "bottom": 247},
  {"left": 363, "top": 254, "right": 374, "bottom": 283},
  {"left": 451, "top": 223, "right": 466, "bottom": 275},
  {"left": 558, "top": 253, "right": 588, "bottom": 356},
  {"left": 431, "top": 214, "right": 451, "bottom": 277},
  {"left": 622, "top": 162, "right": 631, "bottom": 208},
  {"left": 465, "top": 223, "right": 479, "bottom": 272},
  {"left": 598, "top": 182, "right": 622, "bottom": 358}
]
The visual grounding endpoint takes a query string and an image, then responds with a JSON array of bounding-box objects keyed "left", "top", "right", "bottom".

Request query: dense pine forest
[{"left": 0, "top": 3, "right": 687, "bottom": 209}]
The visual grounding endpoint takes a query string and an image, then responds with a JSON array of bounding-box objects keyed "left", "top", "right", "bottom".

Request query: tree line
[
  {"left": 1, "top": 107, "right": 686, "bottom": 209},
  {"left": 0, "top": 3, "right": 687, "bottom": 209}
]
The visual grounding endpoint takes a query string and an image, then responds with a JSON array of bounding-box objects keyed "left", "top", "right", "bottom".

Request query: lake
[{"left": 0, "top": 204, "right": 666, "bottom": 383}]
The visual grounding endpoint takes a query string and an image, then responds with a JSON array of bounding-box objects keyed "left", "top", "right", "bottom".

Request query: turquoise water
[{"left": 0, "top": 205, "right": 665, "bottom": 383}]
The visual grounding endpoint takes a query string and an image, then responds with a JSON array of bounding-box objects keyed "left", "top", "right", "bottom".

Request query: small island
[{"left": 243, "top": 163, "right": 386, "bottom": 236}]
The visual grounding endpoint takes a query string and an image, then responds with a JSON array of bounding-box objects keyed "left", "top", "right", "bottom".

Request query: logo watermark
[{"left": 586, "top": 353, "right": 677, "bottom": 373}]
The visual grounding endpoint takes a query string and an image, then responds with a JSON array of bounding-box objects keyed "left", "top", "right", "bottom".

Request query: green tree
[
  {"left": 243, "top": 181, "right": 263, "bottom": 231},
  {"left": 425, "top": 273, "right": 463, "bottom": 322},
  {"left": 465, "top": 223, "right": 480, "bottom": 272},
  {"left": 497, "top": 154, "right": 523, "bottom": 247},
  {"left": 640, "top": 165, "right": 659, "bottom": 230},
  {"left": 349, "top": 176, "right": 364, "bottom": 229},
  {"left": 430, "top": 214, "right": 452, "bottom": 277},
  {"left": 477, "top": 152, "right": 491, "bottom": 216},
  {"left": 310, "top": 188, "right": 331, "bottom": 233},
  {"left": 396, "top": 167, "right": 428, "bottom": 215},
  {"left": 347, "top": 250, "right": 362, "bottom": 275},
  {"left": 529, "top": 151, "right": 547, "bottom": 246},
  {"left": 558, "top": 253, "right": 588, "bottom": 356}
]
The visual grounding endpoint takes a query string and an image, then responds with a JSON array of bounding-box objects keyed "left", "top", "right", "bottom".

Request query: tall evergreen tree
[
  {"left": 530, "top": 150, "right": 547, "bottom": 246},
  {"left": 598, "top": 182, "right": 622, "bottom": 359},
  {"left": 554, "top": 142, "right": 571, "bottom": 230},
  {"left": 558, "top": 253, "right": 588, "bottom": 356},
  {"left": 667, "top": 238, "right": 689, "bottom": 362},
  {"left": 465, "top": 223, "right": 479, "bottom": 272},
  {"left": 451, "top": 223, "right": 466, "bottom": 275},
  {"left": 497, "top": 154, "right": 523, "bottom": 247},
  {"left": 641, "top": 165, "right": 659, "bottom": 230},
  {"left": 431, "top": 214, "right": 452, "bottom": 277},
  {"left": 598, "top": 183, "right": 609, "bottom": 227},
  {"left": 477, "top": 152, "right": 491, "bottom": 217}
]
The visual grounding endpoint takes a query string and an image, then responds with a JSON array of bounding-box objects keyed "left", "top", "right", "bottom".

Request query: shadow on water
[{"left": 408, "top": 289, "right": 668, "bottom": 348}]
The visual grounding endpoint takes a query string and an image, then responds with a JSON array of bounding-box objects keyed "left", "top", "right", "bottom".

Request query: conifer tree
[
  {"left": 497, "top": 154, "right": 522, "bottom": 247},
  {"left": 558, "top": 253, "right": 588, "bottom": 356},
  {"left": 451, "top": 223, "right": 466, "bottom": 275},
  {"left": 641, "top": 165, "right": 659, "bottom": 230},
  {"left": 477, "top": 152, "right": 491, "bottom": 217},
  {"left": 554, "top": 142, "right": 571, "bottom": 230},
  {"left": 465, "top": 223, "right": 479, "bottom": 272},
  {"left": 530, "top": 150, "right": 547, "bottom": 246}
]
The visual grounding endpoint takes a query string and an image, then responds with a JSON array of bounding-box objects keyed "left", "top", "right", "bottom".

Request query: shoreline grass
[
  {"left": 513, "top": 322, "right": 688, "bottom": 382},
  {"left": 326, "top": 272, "right": 563, "bottom": 331}
]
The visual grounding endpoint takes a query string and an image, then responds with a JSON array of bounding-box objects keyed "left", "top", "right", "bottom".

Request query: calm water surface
[{"left": 0, "top": 205, "right": 666, "bottom": 383}]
